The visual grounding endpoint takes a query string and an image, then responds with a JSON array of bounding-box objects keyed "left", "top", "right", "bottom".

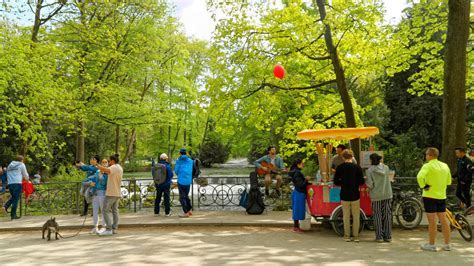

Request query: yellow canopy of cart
[{"left": 296, "top": 127, "right": 380, "bottom": 141}]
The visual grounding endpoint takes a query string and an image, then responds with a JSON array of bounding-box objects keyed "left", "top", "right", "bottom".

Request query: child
[
  {"left": 82, "top": 159, "right": 109, "bottom": 234},
  {"left": 289, "top": 159, "right": 310, "bottom": 233}
]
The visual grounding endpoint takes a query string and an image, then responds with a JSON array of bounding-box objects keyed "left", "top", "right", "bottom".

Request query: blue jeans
[
  {"left": 178, "top": 184, "right": 192, "bottom": 213},
  {"left": 0, "top": 174, "right": 6, "bottom": 192},
  {"left": 154, "top": 184, "right": 171, "bottom": 215},
  {"left": 4, "top": 183, "right": 22, "bottom": 218}
]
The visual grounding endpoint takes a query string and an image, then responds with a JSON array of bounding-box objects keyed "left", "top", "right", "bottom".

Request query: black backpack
[
  {"left": 192, "top": 159, "right": 201, "bottom": 178},
  {"left": 246, "top": 187, "right": 265, "bottom": 215},
  {"left": 152, "top": 163, "right": 167, "bottom": 185}
]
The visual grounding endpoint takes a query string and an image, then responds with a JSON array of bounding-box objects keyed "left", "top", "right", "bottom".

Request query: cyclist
[
  {"left": 454, "top": 147, "right": 473, "bottom": 208},
  {"left": 417, "top": 148, "right": 452, "bottom": 252}
]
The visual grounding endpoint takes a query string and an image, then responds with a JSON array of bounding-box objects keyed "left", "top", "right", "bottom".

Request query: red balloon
[{"left": 273, "top": 64, "right": 285, "bottom": 79}]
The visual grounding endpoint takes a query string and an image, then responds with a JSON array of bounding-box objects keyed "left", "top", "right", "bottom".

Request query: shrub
[{"left": 199, "top": 134, "right": 230, "bottom": 167}]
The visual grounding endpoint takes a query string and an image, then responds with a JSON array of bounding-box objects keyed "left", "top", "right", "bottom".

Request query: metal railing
[{"left": 0, "top": 176, "right": 464, "bottom": 216}]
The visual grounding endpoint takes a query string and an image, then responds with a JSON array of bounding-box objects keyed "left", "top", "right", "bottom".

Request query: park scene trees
[{"left": 0, "top": 0, "right": 471, "bottom": 178}]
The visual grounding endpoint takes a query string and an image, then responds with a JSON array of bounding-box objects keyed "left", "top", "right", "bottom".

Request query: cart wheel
[{"left": 330, "top": 206, "right": 366, "bottom": 237}]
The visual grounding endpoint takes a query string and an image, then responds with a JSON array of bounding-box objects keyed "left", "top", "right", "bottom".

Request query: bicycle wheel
[
  {"left": 455, "top": 214, "right": 472, "bottom": 242},
  {"left": 463, "top": 206, "right": 474, "bottom": 217},
  {"left": 395, "top": 198, "right": 423, "bottom": 229}
]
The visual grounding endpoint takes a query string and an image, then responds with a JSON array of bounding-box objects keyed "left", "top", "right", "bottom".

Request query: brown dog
[{"left": 42, "top": 217, "right": 60, "bottom": 241}]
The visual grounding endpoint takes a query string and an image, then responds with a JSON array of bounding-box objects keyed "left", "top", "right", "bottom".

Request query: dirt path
[{"left": 0, "top": 226, "right": 472, "bottom": 265}]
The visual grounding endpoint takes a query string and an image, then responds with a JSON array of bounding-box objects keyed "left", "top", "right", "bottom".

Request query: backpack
[
  {"left": 246, "top": 187, "right": 265, "bottom": 215},
  {"left": 152, "top": 163, "right": 167, "bottom": 185},
  {"left": 192, "top": 159, "right": 201, "bottom": 178}
]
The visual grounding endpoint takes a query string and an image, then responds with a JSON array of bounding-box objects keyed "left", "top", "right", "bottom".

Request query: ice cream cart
[{"left": 297, "top": 127, "right": 380, "bottom": 236}]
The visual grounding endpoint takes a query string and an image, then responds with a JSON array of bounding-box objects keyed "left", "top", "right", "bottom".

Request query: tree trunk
[
  {"left": 441, "top": 0, "right": 470, "bottom": 171},
  {"left": 75, "top": 120, "right": 85, "bottom": 162},
  {"left": 123, "top": 128, "right": 136, "bottom": 163},
  {"left": 115, "top": 125, "right": 120, "bottom": 155},
  {"left": 315, "top": 0, "right": 360, "bottom": 161},
  {"left": 31, "top": 0, "right": 43, "bottom": 43}
]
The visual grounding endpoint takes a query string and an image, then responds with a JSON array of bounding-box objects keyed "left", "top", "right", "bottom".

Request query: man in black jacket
[
  {"left": 334, "top": 149, "right": 365, "bottom": 242},
  {"left": 454, "top": 148, "right": 473, "bottom": 208}
]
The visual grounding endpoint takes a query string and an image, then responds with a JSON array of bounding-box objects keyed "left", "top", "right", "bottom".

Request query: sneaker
[
  {"left": 375, "top": 238, "right": 384, "bottom": 243},
  {"left": 384, "top": 239, "right": 392, "bottom": 243},
  {"left": 178, "top": 213, "right": 190, "bottom": 218},
  {"left": 420, "top": 243, "right": 437, "bottom": 252},
  {"left": 353, "top": 238, "right": 360, "bottom": 243},
  {"left": 96, "top": 228, "right": 106, "bottom": 234},
  {"left": 90, "top": 227, "right": 98, "bottom": 234},
  {"left": 442, "top": 244, "right": 452, "bottom": 251},
  {"left": 98, "top": 230, "right": 113, "bottom": 236},
  {"left": 292, "top": 227, "right": 303, "bottom": 233},
  {"left": 11, "top": 216, "right": 20, "bottom": 220},
  {"left": 165, "top": 213, "right": 172, "bottom": 217},
  {"left": 344, "top": 237, "right": 351, "bottom": 242},
  {"left": 154, "top": 214, "right": 160, "bottom": 217}
]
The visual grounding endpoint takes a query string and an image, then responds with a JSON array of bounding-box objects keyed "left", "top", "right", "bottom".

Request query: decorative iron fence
[{"left": 0, "top": 176, "right": 462, "bottom": 217}]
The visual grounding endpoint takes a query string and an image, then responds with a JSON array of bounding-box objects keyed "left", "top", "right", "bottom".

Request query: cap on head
[
  {"left": 160, "top": 153, "right": 168, "bottom": 160},
  {"left": 179, "top": 148, "right": 187, "bottom": 155}
]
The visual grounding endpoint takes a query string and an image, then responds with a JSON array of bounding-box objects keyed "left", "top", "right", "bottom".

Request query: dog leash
[{"left": 57, "top": 213, "right": 88, "bottom": 239}]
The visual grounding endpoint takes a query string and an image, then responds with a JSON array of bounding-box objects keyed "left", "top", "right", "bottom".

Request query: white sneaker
[
  {"left": 98, "top": 230, "right": 113, "bottom": 236},
  {"left": 165, "top": 213, "right": 171, "bottom": 217},
  {"left": 420, "top": 243, "right": 437, "bottom": 252},
  {"left": 96, "top": 228, "right": 106, "bottom": 235},
  {"left": 443, "top": 244, "right": 452, "bottom": 251},
  {"left": 90, "top": 227, "right": 98, "bottom": 234}
]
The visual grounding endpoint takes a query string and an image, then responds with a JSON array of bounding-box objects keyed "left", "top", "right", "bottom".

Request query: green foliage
[
  {"left": 383, "top": 134, "right": 424, "bottom": 177},
  {"left": 199, "top": 133, "right": 230, "bottom": 167},
  {"left": 49, "top": 166, "right": 85, "bottom": 182}
]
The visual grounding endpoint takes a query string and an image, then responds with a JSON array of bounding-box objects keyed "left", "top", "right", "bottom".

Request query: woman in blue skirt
[{"left": 289, "top": 159, "right": 310, "bottom": 232}]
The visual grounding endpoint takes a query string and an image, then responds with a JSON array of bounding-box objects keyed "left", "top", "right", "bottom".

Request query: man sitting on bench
[{"left": 254, "top": 146, "right": 286, "bottom": 197}]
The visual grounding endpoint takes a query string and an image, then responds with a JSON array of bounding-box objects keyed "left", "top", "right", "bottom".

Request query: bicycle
[
  {"left": 439, "top": 205, "right": 472, "bottom": 242},
  {"left": 391, "top": 186, "right": 423, "bottom": 229}
]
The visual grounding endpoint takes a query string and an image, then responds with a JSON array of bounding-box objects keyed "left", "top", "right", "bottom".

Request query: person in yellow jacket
[{"left": 417, "top": 147, "right": 452, "bottom": 252}]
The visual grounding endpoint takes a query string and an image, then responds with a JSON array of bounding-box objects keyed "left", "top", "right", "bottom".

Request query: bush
[
  {"left": 199, "top": 134, "right": 230, "bottom": 167},
  {"left": 383, "top": 134, "right": 424, "bottom": 177},
  {"left": 50, "top": 165, "right": 85, "bottom": 182}
]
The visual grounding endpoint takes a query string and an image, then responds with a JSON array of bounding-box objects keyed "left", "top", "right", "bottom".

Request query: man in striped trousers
[{"left": 366, "top": 153, "right": 393, "bottom": 242}]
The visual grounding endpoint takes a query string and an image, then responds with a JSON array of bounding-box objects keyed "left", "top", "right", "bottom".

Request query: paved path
[
  {"left": 0, "top": 210, "right": 293, "bottom": 231},
  {"left": 0, "top": 226, "right": 472, "bottom": 265}
]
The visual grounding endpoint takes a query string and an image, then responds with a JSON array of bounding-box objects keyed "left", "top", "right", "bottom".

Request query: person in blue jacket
[
  {"left": 174, "top": 148, "right": 193, "bottom": 218},
  {"left": 82, "top": 158, "right": 109, "bottom": 234},
  {"left": 153, "top": 153, "right": 173, "bottom": 216},
  {"left": 76, "top": 155, "right": 100, "bottom": 216}
]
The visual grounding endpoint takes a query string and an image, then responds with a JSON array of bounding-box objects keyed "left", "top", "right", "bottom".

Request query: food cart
[{"left": 296, "top": 127, "right": 380, "bottom": 236}]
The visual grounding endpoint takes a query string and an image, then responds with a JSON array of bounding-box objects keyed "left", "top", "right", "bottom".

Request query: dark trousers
[
  {"left": 4, "top": 183, "right": 22, "bottom": 218},
  {"left": 82, "top": 198, "right": 89, "bottom": 215},
  {"left": 154, "top": 184, "right": 171, "bottom": 215},
  {"left": 0, "top": 175, "right": 6, "bottom": 192},
  {"left": 372, "top": 199, "right": 392, "bottom": 240},
  {"left": 456, "top": 181, "right": 472, "bottom": 207},
  {"left": 178, "top": 184, "right": 192, "bottom": 213}
]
